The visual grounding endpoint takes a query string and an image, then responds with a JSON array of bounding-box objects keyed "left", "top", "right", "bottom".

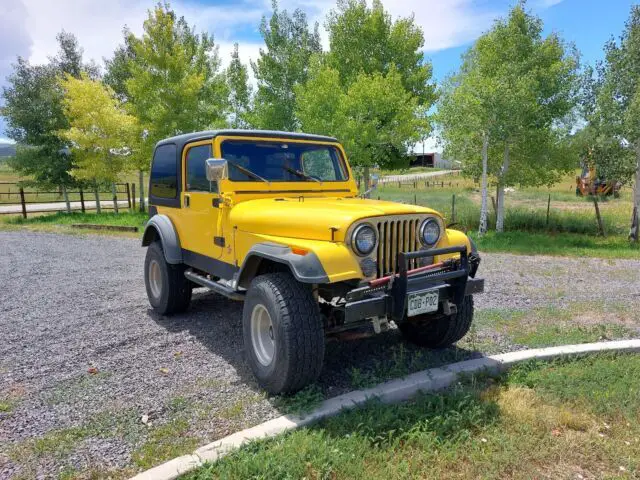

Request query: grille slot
[{"left": 374, "top": 217, "right": 423, "bottom": 278}]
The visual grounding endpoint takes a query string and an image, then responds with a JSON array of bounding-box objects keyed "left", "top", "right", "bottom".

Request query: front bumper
[{"left": 343, "top": 245, "right": 484, "bottom": 324}]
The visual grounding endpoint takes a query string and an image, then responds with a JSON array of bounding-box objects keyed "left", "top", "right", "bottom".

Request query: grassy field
[
  {"left": 374, "top": 170, "right": 639, "bottom": 257},
  {"left": 0, "top": 211, "right": 148, "bottom": 237},
  {"left": 184, "top": 353, "right": 640, "bottom": 480}
]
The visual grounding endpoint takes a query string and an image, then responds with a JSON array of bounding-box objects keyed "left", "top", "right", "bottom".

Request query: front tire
[
  {"left": 243, "top": 272, "right": 324, "bottom": 394},
  {"left": 144, "top": 241, "right": 192, "bottom": 315},
  {"left": 399, "top": 296, "right": 474, "bottom": 348}
]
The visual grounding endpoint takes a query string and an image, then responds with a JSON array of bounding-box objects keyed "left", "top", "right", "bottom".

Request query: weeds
[
  {"left": 271, "top": 384, "right": 325, "bottom": 415},
  {"left": 184, "top": 353, "right": 640, "bottom": 480}
]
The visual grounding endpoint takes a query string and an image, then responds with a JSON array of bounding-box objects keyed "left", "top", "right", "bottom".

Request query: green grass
[
  {"left": 513, "top": 323, "right": 634, "bottom": 347},
  {"left": 131, "top": 418, "right": 200, "bottom": 470},
  {"left": 270, "top": 385, "right": 325, "bottom": 415},
  {"left": 183, "top": 353, "right": 640, "bottom": 480},
  {"left": 474, "top": 302, "right": 638, "bottom": 349},
  {"left": 4, "top": 210, "right": 147, "bottom": 228},
  {"left": 472, "top": 231, "right": 640, "bottom": 258}
]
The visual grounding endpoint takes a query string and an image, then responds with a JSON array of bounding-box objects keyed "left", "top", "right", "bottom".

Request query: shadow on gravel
[
  {"left": 147, "top": 289, "right": 482, "bottom": 398},
  {"left": 146, "top": 290, "right": 261, "bottom": 390}
]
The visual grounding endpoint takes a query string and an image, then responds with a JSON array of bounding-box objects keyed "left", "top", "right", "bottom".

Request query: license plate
[{"left": 407, "top": 290, "right": 440, "bottom": 317}]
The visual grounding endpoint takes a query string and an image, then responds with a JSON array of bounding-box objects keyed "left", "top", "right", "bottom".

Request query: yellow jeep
[{"left": 142, "top": 130, "right": 483, "bottom": 393}]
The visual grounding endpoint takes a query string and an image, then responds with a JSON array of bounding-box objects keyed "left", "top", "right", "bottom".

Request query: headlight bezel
[
  {"left": 351, "top": 223, "right": 377, "bottom": 256},
  {"left": 419, "top": 218, "right": 441, "bottom": 247}
]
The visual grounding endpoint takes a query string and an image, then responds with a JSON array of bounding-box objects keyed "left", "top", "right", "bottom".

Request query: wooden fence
[{"left": 0, "top": 183, "right": 135, "bottom": 218}]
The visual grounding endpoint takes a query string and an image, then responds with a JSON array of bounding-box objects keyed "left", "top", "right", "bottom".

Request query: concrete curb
[{"left": 130, "top": 339, "right": 640, "bottom": 480}]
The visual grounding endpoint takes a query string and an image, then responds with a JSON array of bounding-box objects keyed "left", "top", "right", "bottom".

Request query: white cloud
[
  {"left": 5, "top": 0, "right": 506, "bottom": 73},
  {"left": 17, "top": 0, "right": 266, "bottom": 68}
]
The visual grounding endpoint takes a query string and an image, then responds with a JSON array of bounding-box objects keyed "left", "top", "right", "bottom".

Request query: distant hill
[{"left": 0, "top": 142, "right": 16, "bottom": 160}]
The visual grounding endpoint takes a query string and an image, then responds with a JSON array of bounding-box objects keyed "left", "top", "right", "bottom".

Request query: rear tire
[
  {"left": 144, "top": 241, "right": 192, "bottom": 315},
  {"left": 243, "top": 272, "right": 325, "bottom": 394},
  {"left": 399, "top": 296, "right": 474, "bottom": 348}
]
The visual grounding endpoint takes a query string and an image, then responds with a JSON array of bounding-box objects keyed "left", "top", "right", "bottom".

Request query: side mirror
[{"left": 206, "top": 158, "right": 228, "bottom": 182}]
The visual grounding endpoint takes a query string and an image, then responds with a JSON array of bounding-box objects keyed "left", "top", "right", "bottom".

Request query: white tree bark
[
  {"left": 111, "top": 182, "right": 119, "bottom": 214},
  {"left": 496, "top": 143, "right": 510, "bottom": 233},
  {"left": 631, "top": 144, "right": 640, "bottom": 242},
  {"left": 478, "top": 132, "right": 489, "bottom": 236},
  {"left": 363, "top": 166, "right": 370, "bottom": 196},
  {"left": 93, "top": 183, "right": 101, "bottom": 214},
  {"left": 62, "top": 185, "right": 71, "bottom": 214},
  {"left": 139, "top": 170, "right": 145, "bottom": 213}
]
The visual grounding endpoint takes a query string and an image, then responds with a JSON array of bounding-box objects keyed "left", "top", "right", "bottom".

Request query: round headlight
[
  {"left": 420, "top": 219, "right": 440, "bottom": 246},
  {"left": 352, "top": 224, "right": 376, "bottom": 256}
]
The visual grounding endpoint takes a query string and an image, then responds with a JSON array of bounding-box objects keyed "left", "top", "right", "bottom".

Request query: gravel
[{"left": 1, "top": 231, "right": 638, "bottom": 478}]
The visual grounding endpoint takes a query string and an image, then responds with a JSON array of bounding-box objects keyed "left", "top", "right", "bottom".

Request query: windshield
[{"left": 220, "top": 140, "right": 349, "bottom": 182}]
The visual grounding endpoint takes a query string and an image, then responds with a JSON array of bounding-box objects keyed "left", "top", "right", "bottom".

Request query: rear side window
[
  {"left": 150, "top": 144, "right": 178, "bottom": 198},
  {"left": 186, "top": 144, "right": 213, "bottom": 192}
]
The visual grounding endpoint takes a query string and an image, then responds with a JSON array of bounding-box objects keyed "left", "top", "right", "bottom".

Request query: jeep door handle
[{"left": 184, "top": 194, "right": 190, "bottom": 208}]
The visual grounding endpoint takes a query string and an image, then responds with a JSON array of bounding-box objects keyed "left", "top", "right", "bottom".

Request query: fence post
[
  {"left": 398, "top": 181, "right": 401, "bottom": 188},
  {"left": 451, "top": 194, "right": 456, "bottom": 223},
  {"left": 80, "top": 187, "right": 85, "bottom": 213},
  {"left": 132, "top": 183, "right": 136, "bottom": 210},
  {"left": 414, "top": 193, "right": 417, "bottom": 205},
  {"left": 546, "top": 194, "right": 551, "bottom": 227},
  {"left": 126, "top": 183, "right": 132, "bottom": 209},
  {"left": 19, "top": 187, "right": 27, "bottom": 219}
]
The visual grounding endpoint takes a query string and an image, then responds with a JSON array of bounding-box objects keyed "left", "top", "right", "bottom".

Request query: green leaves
[
  {"left": 1, "top": 32, "right": 93, "bottom": 188},
  {"left": 124, "top": 4, "right": 228, "bottom": 155},
  {"left": 439, "top": 5, "right": 580, "bottom": 186},
  {"left": 296, "top": 0, "right": 434, "bottom": 175},
  {"left": 59, "top": 73, "right": 137, "bottom": 184},
  {"left": 250, "top": 1, "right": 321, "bottom": 131},
  {"left": 226, "top": 43, "right": 251, "bottom": 129}
]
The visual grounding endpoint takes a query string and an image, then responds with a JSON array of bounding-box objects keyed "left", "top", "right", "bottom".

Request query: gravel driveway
[{"left": 1, "top": 231, "right": 638, "bottom": 479}]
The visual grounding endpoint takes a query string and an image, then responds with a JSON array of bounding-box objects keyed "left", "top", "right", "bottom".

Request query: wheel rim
[
  {"left": 148, "top": 259, "right": 162, "bottom": 299},
  {"left": 250, "top": 303, "right": 275, "bottom": 366}
]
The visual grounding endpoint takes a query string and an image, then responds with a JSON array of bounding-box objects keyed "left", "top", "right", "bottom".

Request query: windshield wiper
[
  {"left": 226, "top": 159, "right": 269, "bottom": 183},
  {"left": 281, "top": 165, "right": 320, "bottom": 182}
]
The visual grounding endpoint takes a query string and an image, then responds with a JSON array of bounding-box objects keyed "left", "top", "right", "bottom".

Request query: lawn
[
  {"left": 184, "top": 353, "right": 640, "bottom": 479},
  {"left": 0, "top": 211, "right": 148, "bottom": 237},
  {"left": 374, "top": 170, "right": 639, "bottom": 258}
]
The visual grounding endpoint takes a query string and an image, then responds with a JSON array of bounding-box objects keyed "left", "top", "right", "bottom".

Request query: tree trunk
[
  {"left": 62, "top": 185, "right": 71, "bottom": 214},
  {"left": 93, "top": 183, "right": 101, "bottom": 214},
  {"left": 630, "top": 145, "right": 640, "bottom": 242},
  {"left": 363, "top": 166, "right": 371, "bottom": 196},
  {"left": 139, "top": 170, "right": 146, "bottom": 213},
  {"left": 593, "top": 196, "right": 605, "bottom": 237},
  {"left": 478, "top": 133, "right": 489, "bottom": 236},
  {"left": 496, "top": 143, "right": 510, "bottom": 233},
  {"left": 112, "top": 183, "right": 119, "bottom": 214}
]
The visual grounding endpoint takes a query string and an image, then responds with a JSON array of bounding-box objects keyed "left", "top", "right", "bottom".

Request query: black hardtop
[{"left": 155, "top": 129, "right": 339, "bottom": 154}]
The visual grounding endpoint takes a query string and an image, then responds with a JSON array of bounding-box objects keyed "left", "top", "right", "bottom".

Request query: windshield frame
[{"left": 218, "top": 137, "right": 351, "bottom": 184}]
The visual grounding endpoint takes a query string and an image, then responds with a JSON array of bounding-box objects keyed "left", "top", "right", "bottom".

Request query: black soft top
[{"left": 155, "top": 129, "right": 339, "bottom": 153}]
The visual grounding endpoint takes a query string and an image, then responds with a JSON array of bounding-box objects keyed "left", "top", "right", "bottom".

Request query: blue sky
[{"left": 0, "top": 0, "right": 637, "bottom": 145}]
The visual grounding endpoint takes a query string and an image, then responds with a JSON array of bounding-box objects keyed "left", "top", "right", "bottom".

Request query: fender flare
[
  {"left": 141, "top": 214, "right": 182, "bottom": 264},
  {"left": 236, "top": 243, "right": 329, "bottom": 288}
]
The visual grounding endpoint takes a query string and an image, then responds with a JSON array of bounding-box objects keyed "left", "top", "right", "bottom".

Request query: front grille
[{"left": 374, "top": 217, "right": 423, "bottom": 278}]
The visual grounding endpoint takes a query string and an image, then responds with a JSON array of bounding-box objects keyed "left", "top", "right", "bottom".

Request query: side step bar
[{"left": 184, "top": 270, "right": 245, "bottom": 301}]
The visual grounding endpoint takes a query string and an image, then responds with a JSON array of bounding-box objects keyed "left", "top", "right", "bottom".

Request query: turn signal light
[{"left": 291, "top": 247, "right": 309, "bottom": 256}]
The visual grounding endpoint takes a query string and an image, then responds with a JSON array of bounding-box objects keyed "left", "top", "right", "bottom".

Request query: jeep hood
[{"left": 230, "top": 197, "right": 441, "bottom": 242}]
